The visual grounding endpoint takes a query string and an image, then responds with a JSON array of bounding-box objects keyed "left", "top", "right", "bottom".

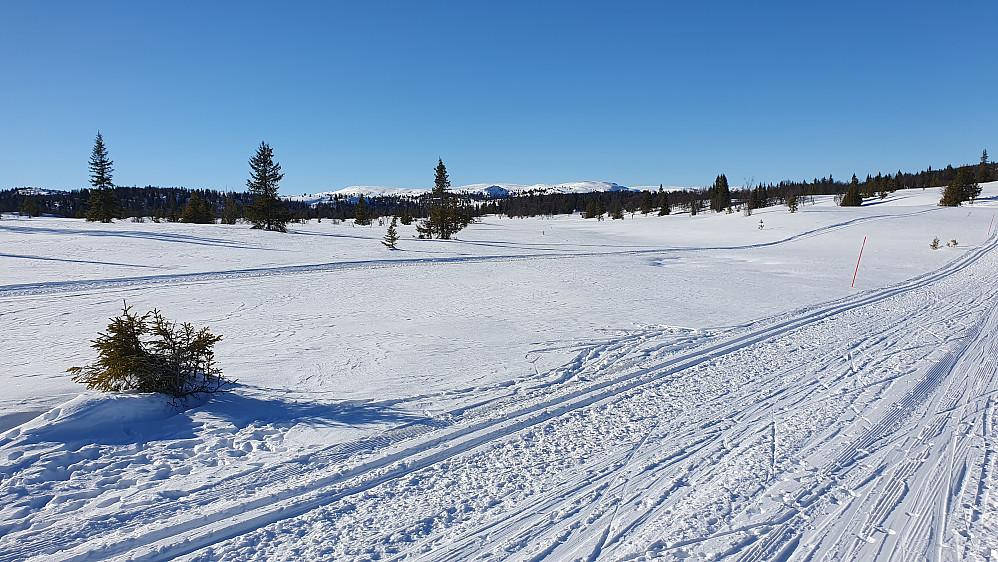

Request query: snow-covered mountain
[{"left": 284, "top": 181, "right": 636, "bottom": 205}]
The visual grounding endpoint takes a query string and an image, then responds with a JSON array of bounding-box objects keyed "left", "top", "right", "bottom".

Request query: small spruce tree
[
  {"left": 68, "top": 303, "right": 231, "bottom": 403},
  {"left": 383, "top": 216, "right": 400, "bottom": 249}
]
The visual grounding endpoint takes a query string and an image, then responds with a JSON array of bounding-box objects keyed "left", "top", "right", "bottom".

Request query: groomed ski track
[{"left": 2, "top": 213, "right": 997, "bottom": 560}]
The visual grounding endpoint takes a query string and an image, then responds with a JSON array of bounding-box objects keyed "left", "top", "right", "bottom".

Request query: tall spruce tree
[
  {"left": 840, "top": 174, "right": 863, "bottom": 206},
  {"left": 244, "top": 141, "right": 290, "bottom": 232},
  {"left": 85, "top": 132, "right": 120, "bottom": 222},
  {"left": 416, "top": 159, "right": 469, "bottom": 239}
]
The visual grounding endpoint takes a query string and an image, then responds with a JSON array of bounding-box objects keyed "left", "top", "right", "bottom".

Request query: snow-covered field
[{"left": 2, "top": 185, "right": 998, "bottom": 561}]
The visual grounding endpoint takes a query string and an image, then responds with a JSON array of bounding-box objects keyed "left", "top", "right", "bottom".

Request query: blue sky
[{"left": 2, "top": 1, "right": 995, "bottom": 194}]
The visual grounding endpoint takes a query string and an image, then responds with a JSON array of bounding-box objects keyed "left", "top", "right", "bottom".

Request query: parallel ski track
[
  {"left": 422, "top": 269, "right": 993, "bottom": 562},
  {"left": 0, "top": 209, "right": 937, "bottom": 299},
  {"left": 0, "top": 210, "right": 986, "bottom": 562}
]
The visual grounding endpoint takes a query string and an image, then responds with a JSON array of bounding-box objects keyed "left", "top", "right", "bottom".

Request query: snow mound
[{"left": 2, "top": 392, "right": 181, "bottom": 447}]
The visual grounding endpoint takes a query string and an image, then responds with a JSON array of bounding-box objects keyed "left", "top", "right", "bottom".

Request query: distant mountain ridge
[{"left": 285, "top": 181, "right": 642, "bottom": 205}]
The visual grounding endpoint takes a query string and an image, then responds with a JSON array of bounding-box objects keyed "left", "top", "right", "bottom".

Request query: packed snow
[{"left": 2, "top": 184, "right": 998, "bottom": 561}]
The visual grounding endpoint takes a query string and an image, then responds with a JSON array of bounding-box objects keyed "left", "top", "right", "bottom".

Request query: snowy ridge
[{"left": 284, "top": 181, "right": 634, "bottom": 204}]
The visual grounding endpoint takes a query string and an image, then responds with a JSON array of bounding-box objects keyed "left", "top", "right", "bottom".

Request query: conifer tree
[
  {"left": 978, "top": 149, "right": 991, "bottom": 183},
  {"left": 610, "top": 202, "right": 624, "bottom": 220},
  {"left": 244, "top": 141, "right": 290, "bottom": 232},
  {"left": 85, "top": 132, "right": 121, "bottom": 222},
  {"left": 181, "top": 192, "right": 215, "bottom": 224},
  {"left": 68, "top": 303, "right": 230, "bottom": 402},
  {"left": 787, "top": 192, "right": 798, "bottom": 213},
  {"left": 657, "top": 187, "right": 670, "bottom": 216},
  {"left": 416, "top": 159, "right": 469, "bottom": 239},
  {"left": 840, "top": 174, "right": 863, "bottom": 206},
  {"left": 354, "top": 194, "right": 372, "bottom": 226},
  {"left": 709, "top": 174, "right": 731, "bottom": 212},
  {"left": 221, "top": 193, "right": 240, "bottom": 225},
  {"left": 940, "top": 168, "right": 976, "bottom": 206},
  {"left": 20, "top": 195, "right": 40, "bottom": 217},
  {"left": 640, "top": 190, "right": 653, "bottom": 214},
  {"left": 382, "top": 216, "right": 400, "bottom": 249}
]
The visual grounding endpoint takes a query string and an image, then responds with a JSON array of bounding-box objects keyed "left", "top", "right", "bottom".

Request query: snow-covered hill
[
  {"left": 2, "top": 184, "right": 998, "bottom": 560},
  {"left": 284, "top": 180, "right": 636, "bottom": 204}
]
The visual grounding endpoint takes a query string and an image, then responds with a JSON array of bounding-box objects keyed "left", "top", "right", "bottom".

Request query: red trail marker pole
[{"left": 852, "top": 236, "right": 867, "bottom": 288}]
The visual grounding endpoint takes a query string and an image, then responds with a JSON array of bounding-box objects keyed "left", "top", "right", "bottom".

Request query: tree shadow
[
  {"left": 202, "top": 391, "right": 433, "bottom": 430},
  {"left": 0, "top": 224, "right": 271, "bottom": 251}
]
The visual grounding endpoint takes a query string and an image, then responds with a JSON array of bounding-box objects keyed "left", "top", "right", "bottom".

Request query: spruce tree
[
  {"left": 640, "top": 190, "right": 653, "bottom": 214},
  {"left": 978, "top": 149, "right": 991, "bottom": 183},
  {"left": 658, "top": 187, "right": 670, "bottom": 216},
  {"left": 85, "top": 132, "right": 120, "bottom": 222},
  {"left": 221, "top": 193, "right": 240, "bottom": 225},
  {"left": 417, "top": 159, "right": 469, "bottom": 239},
  {"left": 181, "top": 192, "right": 215, "bottom": 224},
  {"left": 20, "top": 195, "right": 40, "bottom": 217},
  {"left": 940, "top": 168, "right": 975, "bottom": 206},
  {"left": 244, "top": 141, "right": 290, "bottom": 232},
  {"left": 709, "top": 174, "right": 731, "bottom": 212},
  {"left": 354, "top": 194, "right": 372, "bottom": 226},
  {"left": 610, "top": 202, "right": 624, "bottom": 220},
  {"left": 787, "top": 192, "right": 798, "bottom": 213},
  {"left": 382, "top": 216, "right": 400, "bottom": 249},
  {"left": 840, "top": 174, "right": 863, "bottom": 206},
  {"left": 68, "top": 303, "right": 230, "bottom": 402}
]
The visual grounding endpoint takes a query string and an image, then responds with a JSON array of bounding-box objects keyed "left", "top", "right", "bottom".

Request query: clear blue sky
[{"left": 2, "top": 1, "right": 995, "bottom": 194}]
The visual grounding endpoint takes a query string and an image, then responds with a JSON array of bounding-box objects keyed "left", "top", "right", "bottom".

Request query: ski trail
[{"left": 0, "top": 209, "right": 939, "bottom": 299}]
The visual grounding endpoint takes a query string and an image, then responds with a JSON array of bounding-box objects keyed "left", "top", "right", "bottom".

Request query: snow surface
[{"left": 2, "top": 185, "right": 998, "bottom": 561}]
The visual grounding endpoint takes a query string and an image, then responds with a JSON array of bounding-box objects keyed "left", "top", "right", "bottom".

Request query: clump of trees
[
  {"left": 68, "top": 303, "right": 231, "bottom": 403},
  {"left": 939, "top": 168, "right": 981, "bottom": 206}
]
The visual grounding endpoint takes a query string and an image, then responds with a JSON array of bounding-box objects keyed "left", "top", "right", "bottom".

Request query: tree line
[{"left": 3, "top": 133, "right": 993, "bottom": 222}]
